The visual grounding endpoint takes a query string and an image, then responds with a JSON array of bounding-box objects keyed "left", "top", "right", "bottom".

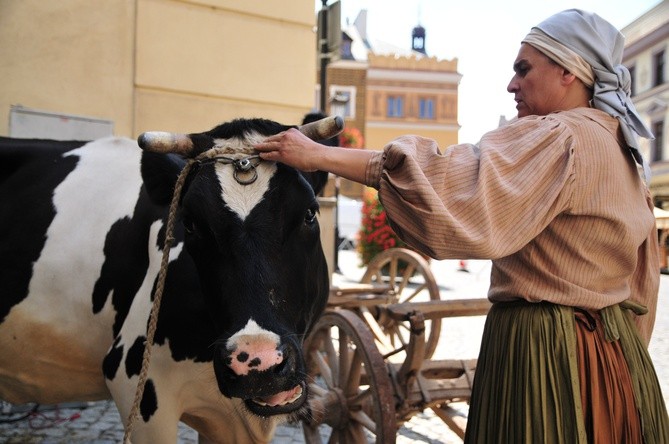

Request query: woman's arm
[{"left": 254, "top": 128, "right": 375, "bottom": 184}]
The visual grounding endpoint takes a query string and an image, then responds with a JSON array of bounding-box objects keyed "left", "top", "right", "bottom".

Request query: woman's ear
[{"left": 561, "top": 69, "right": 578, "bottom": 86}]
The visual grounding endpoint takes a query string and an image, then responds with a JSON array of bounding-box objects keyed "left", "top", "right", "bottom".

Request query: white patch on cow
[
  {"left": 0, "top": 138, "right": 185, "bottom": 403},
  {"left": 106, "top": 340, "right": 280, "bottom": 443},
  {"left": 21, "top": 138, "right": 143, "bottom": 331},
  {"left": 225, "top": 317, "right": 284, "bottom": 375},
  {"left": 120, "top": 221, "right": 183, "bottom": 343},
  {"left": 226, "top": 318, "right": 280, "bottom": 351},
  {"left": 212, "top": 134, "right": 277, "bottom": 221},
  {"left": 20, "top": 138, "right": 185, "bottom": 336}
]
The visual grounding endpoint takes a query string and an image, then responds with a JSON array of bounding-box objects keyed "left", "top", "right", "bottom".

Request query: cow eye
[{"left": 305, "top": 207, "right": 317, "bottom": 225}]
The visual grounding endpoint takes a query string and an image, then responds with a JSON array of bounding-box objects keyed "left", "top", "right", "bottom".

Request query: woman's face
[{"left": 507, "top": 43, "right": 568, "bottom": 118}]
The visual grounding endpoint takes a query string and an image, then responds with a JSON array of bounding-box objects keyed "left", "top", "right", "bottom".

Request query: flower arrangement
[
  {"left": 339, "top": 127, "right": 364, "bottom": 148},
  {"left": 357, "top": 187, "right": 407, "bottom": 267}
]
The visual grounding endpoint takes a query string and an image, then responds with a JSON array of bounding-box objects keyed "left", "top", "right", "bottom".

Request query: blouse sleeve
[
  {"left": 365, "top": 115, "right": 576, "bottom": 260},
  {"left": 629, "top": 190, "right": 661, "bottom": 345}
]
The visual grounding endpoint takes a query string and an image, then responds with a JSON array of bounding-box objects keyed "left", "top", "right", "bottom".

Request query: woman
[{"left": 256, "top": 9, "right": 669, "bottom": 443}]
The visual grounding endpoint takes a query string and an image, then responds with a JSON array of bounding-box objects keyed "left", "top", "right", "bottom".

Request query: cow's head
[{"left": 137, "top": 116, "right": 342, "bottom": 417}]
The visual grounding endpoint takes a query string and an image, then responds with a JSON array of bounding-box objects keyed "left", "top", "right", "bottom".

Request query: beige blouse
[{"left": 364, "top": 107, "right": 660, "bottom": 342}]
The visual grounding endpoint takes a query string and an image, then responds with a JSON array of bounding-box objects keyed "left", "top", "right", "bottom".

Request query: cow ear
[
  {"left": 141, "top": 151, "right": 187, "bottom": 205},
  {"left": 301, "top": 171, "right": 329, "bottom": 197}
]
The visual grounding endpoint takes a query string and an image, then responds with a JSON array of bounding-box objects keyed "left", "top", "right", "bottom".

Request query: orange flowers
[{"left": 339, "top": 127, "right": 364, "bottom": 148}]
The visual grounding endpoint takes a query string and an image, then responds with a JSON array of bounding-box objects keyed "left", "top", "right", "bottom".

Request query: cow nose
[
  {"left": 226, "top": 336, "right": 284, "bottom": 376},
  {"left": 215, "top": 325, "right": 304, "bottom": 403}
]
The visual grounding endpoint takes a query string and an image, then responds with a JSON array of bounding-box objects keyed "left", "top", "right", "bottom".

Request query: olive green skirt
[{"left": 464, "top": 301, "right": 669, "bottom": 443}]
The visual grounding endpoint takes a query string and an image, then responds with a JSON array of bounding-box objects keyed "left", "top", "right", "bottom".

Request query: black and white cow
[{"left": 0, "top": 116, "right": 341, "bottom": 443}]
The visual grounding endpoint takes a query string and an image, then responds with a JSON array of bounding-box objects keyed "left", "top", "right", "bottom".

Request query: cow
[{"left": 0, "top": 116, "right": 342, "bottom": 443}]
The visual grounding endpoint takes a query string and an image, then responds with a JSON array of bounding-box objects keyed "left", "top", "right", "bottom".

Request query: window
[
  {"left": 628, "top": 65, "right": 636, "bottom": 97},
  {"left": 340, "top": 33, "right": 354, "bottom": 60},
  {"left": 341, "top": 39, "right": 353, "bottom": 60},
  {"left": 652, "top": 120, "right": 664, "bottom": 162},
  {"left": 419, "top": 98, "right": 435, "bottom": 119},
  {"left": 654, "top": 50, "right": 665, "bottom": 87},
  {"left": 329, "top": 85, "right": 356, "bottom": 119},
  {"left": 387, "top": 96, "right": 404, "bottom": 117}
]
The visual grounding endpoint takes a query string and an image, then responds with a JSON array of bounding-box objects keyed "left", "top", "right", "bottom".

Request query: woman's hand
[
  {"left": 254, "top": 128, "right": 324, "bottom": 172},
  {"left": 255, "top": 128, "right": 375, "bottom": 184}
]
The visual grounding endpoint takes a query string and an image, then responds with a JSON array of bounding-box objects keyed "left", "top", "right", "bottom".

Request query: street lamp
[
  {"left": 319, "top": 0, "right": 329, "bottom": 112},
  {"left": 317, "top": 1, "right": 341, "bottom": 112}
]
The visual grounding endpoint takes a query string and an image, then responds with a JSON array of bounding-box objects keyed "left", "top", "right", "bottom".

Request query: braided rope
[
  {"left": 122, "top": 148, "right": 261, "bottom": 442},
  {"left": 123, "top": 158, "right": 197, "bottom": 444}
]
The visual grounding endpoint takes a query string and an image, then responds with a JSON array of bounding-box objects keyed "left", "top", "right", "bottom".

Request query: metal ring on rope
[{"left": 201, "top": 154, "right": 262, "bottom": 185}]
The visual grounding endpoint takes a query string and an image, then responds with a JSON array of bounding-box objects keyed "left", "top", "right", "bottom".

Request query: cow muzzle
[{"left": 214, "top": 322, "right": 308, "bottom": 416}]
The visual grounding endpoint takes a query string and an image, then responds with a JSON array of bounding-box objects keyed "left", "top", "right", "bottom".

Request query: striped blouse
[{"left": 364, "top": 107, "right": 660, "bottom": 343}]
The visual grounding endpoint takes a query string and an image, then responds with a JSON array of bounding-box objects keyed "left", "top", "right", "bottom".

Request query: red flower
[
  {"left": 356, "top": 187, "right": 407, "bottom": 266},
  {"left": 339, "top": 127, "right": 364, "bottom": 148}
]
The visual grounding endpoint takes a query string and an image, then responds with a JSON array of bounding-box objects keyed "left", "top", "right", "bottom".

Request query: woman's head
[
  {"left": 507, "top": 43, "right": 589, "bottom": 117},
  {"left": 510, "top": 10, "right": 652, "bottom": 136},
  {"left": 509, "top": 8, "right": 653, "bottom": 178}
]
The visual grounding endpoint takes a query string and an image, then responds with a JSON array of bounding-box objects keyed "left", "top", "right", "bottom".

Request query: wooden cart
[{"left": 301, "top": 248, "right": 491, "bottom": 443}]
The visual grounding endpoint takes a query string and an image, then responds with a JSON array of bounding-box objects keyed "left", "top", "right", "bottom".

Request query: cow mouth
[{"left": 244, "top": 381, "right": 307, "bottom": 416}]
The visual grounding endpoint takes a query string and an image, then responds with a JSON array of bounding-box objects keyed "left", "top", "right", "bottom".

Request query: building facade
[
  {"left": 0, "top": 0, "right": 317, "bottom": 139},
  {"left": 322, "top": 11, "right": 461, "bottom": 198},
  {"left": 365, "top": 53, "right": 460, "bottom": 151},
  {"left": 622, "top": 0, "right": 669, "bottom": 205}
]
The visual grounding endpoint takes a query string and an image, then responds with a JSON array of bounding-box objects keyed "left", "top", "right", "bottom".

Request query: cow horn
[
  {"left": 137, "top": 132, "right": 194, "bottom": 156},
  {"left": 297, "top": 115, "right": 344, "bottom": 141}
]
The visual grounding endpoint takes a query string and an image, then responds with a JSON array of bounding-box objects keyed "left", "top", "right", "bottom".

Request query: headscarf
[{"left": 522, "top": 9, "right": 653, "bottom": 181}]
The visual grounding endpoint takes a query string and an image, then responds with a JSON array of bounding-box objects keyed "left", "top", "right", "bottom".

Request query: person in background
[{"left": 257, "top": 9, "right": 669, "bottom": 443}]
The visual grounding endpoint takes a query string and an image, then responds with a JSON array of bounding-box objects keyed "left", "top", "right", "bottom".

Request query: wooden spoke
[
  {"left": 360, "top": 248, "right": 442, "bottom": 359},
  {"left": 303, "top": 310, "right": 396, "bottom": 444}
]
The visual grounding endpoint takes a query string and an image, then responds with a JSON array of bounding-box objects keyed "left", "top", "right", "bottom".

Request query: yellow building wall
[
  {"left": 0, "top": 0, "right": 136, "bottom": 137},
  {"left": 365, "top": 126, "right": 459, "bottom": 152},
  {"left": 135, "top": 0, "right": 317, "bottom": 135},
  {"left": 0, "top": 0, "right": 316, "bottom": 138},
  {"left": 364, "top": 54, "right": 461, "bottom": 154}
]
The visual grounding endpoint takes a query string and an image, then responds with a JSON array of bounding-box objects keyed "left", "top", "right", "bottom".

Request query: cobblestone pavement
[{"left": 1, "top": 252, "right": 667, "bottom": 443}]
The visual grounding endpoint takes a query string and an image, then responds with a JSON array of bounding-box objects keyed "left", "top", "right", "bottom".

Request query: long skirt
[{"left": 464, "top": 300, "right": 669, "bottom": 443}]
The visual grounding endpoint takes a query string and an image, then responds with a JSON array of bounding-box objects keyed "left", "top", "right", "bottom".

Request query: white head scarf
[{"left": 522, "top": 9, "right": 653, "bottom": 180}]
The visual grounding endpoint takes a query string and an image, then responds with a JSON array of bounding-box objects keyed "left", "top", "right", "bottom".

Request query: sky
[{"left": 317, "top": 0, "right": 663, "bottom": 143}]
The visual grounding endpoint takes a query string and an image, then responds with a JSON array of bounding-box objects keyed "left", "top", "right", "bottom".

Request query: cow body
[{"left": 0, "top": 118, "right": 332, "bottom": 443}]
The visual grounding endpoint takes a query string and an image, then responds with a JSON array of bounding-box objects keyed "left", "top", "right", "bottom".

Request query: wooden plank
[{"left": 384, "top": 298, "right": 491, "bottom": 320}]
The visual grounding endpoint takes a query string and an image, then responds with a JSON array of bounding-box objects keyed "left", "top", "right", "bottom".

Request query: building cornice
[
  {"left": 366, "top": 84, "right": 457, "bottom": 93},
  {"left": 366, "top": 120, "right": 460, "bottom": 131},
  {"left": 328, "top": 59, "right": 369, "bottom": 70},
  {"left": 632, "top": 82, "right": 669, "bottom": 105},
  {"left": 623, "top": 23, "right": 669, "bottom": 61},
  {"left": 367, "top": 68, "right": 462, "bottom": 84},
  {"left": 368, "top": 53, "right": 458, "bottom": 72}
]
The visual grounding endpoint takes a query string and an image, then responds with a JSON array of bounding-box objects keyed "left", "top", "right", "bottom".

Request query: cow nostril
[
  {"left": 274, "top": 358, "right": 287, "bottom": 373},
  {"left": 273, "top": 349, "right": 296, "bottom": 376}
]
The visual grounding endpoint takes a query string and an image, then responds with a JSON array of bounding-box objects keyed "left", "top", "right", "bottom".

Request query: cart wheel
[
  {"left": 302, "top": 310, "right": 396, "bottom": 444},
  {"left": 360, "top": 248, "right": 441, "bottom": 360}
]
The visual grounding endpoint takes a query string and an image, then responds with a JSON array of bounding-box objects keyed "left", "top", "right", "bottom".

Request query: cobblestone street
[{"left": 1, "top": 253, "right": 667, "bottom": 443}]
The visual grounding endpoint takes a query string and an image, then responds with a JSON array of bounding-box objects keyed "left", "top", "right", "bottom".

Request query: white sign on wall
[{"left": 9, "top": 105, "right": 114, "bottom": 141}]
